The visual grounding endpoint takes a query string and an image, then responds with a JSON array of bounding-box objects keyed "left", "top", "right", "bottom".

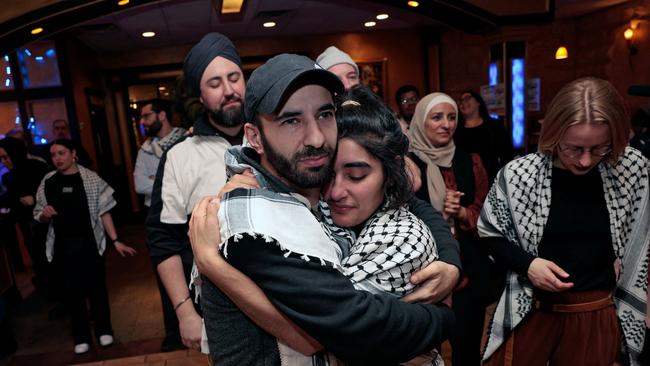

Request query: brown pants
[{"left": 484, "top": 290, "right": 620, "bottom": 366}]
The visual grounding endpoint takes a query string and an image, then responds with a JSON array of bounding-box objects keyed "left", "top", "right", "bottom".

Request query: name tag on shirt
[{"left": 62, "top": 186, "right": 73, "bottom": 193}]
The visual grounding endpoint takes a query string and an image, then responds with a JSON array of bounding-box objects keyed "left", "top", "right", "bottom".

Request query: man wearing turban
[{"left": 146, "top": 32, "right": 246, "bottom": 352}]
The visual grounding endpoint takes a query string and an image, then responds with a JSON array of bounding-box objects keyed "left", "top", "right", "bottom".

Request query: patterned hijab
[{"left": 407, "top": 93, "right": 458, "bottom": 211}]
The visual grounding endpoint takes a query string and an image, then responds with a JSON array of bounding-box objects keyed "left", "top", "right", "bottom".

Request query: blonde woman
[{"left": 480, "top": 77, "right": 650, "bottom": 365}]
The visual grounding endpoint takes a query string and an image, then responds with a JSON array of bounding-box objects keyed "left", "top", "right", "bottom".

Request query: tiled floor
[{"left": 1, "top": 219, "right": 193, "bottom": 366}]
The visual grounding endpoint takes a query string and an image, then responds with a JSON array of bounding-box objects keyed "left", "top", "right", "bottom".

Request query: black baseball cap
[{"left": 244, "top": 54, "right": 344, "bottom": 122}]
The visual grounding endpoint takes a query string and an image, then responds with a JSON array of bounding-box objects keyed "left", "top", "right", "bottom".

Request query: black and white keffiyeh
[
  {"left": 321, "top": 201, "right": 438, "bottom": 296},
  {"left": 34, "top": 165, "right": 117, "bottom": 262},
  {"left": 478, "top": 147, "right": 650, "bottom": 364},
  {"left": 140, "top": 127, "right": 186, "bottom": 158}
]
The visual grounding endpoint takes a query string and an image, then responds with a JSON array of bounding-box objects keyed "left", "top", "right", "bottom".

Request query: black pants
[
  {"left": 54, "top": 238, "right": 113, "bottom": 344},
  {"left": 450, "top": 281, "right": 487, "bottom": 366}
]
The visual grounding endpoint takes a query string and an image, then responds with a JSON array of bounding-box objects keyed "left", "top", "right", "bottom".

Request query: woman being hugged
[
  {"left": 33, "top": 139, "right": 136, "bottom": 355},
  {"left": 480, "top": 77, "right": 650, "bottom": 366}
]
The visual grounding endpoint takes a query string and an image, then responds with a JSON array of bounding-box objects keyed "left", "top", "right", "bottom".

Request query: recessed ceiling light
[
  {"left": 407, "top": 1, "right": 419, "bottom": 7},
  {"left": 364, "top": 21, "right": 377, "bottom": 27},
  {"left": 263, "top": 21, "right": 276, "bottom": 28},
  {"left": 158, "top": 86, "right": 167, "bottom": 91},
  {"left": 31, "top": 27, "right": 43, "bottom": 35},
  {"left": 117, "top": 0, "right": 130, "bottom": 5},
  {"left": 376, "top": 14, "right": 389, "bottom": 20},
  {"left": 222, "top": 0, "right": 245, "bottom": 14},
  {"left": 142, "top": 31, "right": 156, "bottom": 38}
]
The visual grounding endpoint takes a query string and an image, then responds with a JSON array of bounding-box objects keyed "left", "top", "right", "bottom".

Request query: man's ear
[
  {"left": 244, "top": 123, "right": 264, "bottom": 155},
  {"left": 158, "top": 110, "right": 167, "bottom": 122}
]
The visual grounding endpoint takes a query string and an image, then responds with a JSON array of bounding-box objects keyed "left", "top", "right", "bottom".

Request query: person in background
[
  {"left": 629, "top": 107, "right": 650, "bottom": 159},
  {"left": 480, "top": 77, "right": 650, "bottom": 366},
  {"left": 395, "top": 85, "right": 420, "bottom": 132},
  {"left": 316, "top": 46, "right": 360, "bottom": 91},
  {"left": 134, "top": 99, "right": 186, "bottom": 208},
  {"left": 133, "top": 99, "right": 186, "bottom": 352},
  {"left": 34, "top": 138, "right": 137, "bottom": 355},
  {"left": 455, "top": 90, "right": 513, "bottom": 183},
  {"left": 408, "top": 92, "right": 491, "bottom": 366},
  {"left": 146, "top": 32, "right": 246, "bottom": 351},
  {"left": 0, "top": 137, "right": 50, "bottom": 278},
  {"left": 48, "top": 119, "right": 92, "bottom": 168}
]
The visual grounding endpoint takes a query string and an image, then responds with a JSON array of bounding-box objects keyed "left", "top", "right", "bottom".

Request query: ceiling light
[
  {"left": 364, "top": 21, "right": 377, "bottom": 27},
  {"left": 263, "top": 21, "right": 276, "bottom": 28},
  {"left": 221, "top": 0, "right": 245, "bottom": 14},
  {"left": 142, "top": 31, "right": 156, "bottom": 38},
  {"left": 624, "top": 28, "right": 634, "bottom": 41},
  {"left": 407, "top": 1, "right": 419, "bottom": 7},
  {"left": 376, "top": 14, "right": 389, "bottom": 20},
  {"left": 158, "top": 86, "right": 167, "bottom": 91},
  {"left": 117, "top": 0, "right": 129, "bottom": 5},
  {"left": 31, "top": 27, "right": 43, "bottom": 35},
  {"left": 555, "top": 46, "right": 568, "bottom": 60}
]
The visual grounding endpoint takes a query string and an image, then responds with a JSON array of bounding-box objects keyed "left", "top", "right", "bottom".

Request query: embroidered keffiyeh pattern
[{"left": 478, "top": 147, "right": 650, "bottom": 365}]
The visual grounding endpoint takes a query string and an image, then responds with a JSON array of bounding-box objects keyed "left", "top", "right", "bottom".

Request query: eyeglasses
[
  {"left": 139, "top": 112, "right": 155, "bottom": 120},
  {"left": 558, "top": 144, "right": 612, "bottom": 159},
  {"left": 400, "top": 96, "right": 419, "bottom": 105}
]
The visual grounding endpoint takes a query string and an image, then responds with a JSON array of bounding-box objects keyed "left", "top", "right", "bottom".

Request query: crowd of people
[{"left": 1, "top": 30, "right": 649, "bottom": 366}]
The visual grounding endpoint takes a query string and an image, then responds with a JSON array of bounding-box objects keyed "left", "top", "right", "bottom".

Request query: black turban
[{"left": 183, "top": 32, "right": 242, "bottom": 95}]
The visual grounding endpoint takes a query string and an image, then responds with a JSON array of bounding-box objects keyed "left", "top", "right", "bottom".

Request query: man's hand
[
  {"left": 527, "top": 258, "right": 574, "bottom": 292},
  {"left": 176, "top": 302, "right": 203, "bottom": 351},
  {"left": 114, "top": 241, "right": 137, "bottom": 257},
  {"left": 402, "top": 261, "right": 460, "bottom": 303}
]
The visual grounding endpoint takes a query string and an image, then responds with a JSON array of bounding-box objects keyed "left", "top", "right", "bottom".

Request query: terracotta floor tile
[
  {"left": 165, "top": 355, "right": 210, "bottom": 366},
  {"left": 103, "top": 355, "right": 147, "bottom": 365},
  {"left": 145, "top": 350, "right": 189, "bottom": 361}
]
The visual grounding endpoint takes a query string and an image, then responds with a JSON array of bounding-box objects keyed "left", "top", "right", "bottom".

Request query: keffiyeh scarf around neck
[
  {"left": 478, "top": 148, "right": 650, "bottom": 364},
  {"left": 140, "top": 127, "right": 186, "bottom": 158}
]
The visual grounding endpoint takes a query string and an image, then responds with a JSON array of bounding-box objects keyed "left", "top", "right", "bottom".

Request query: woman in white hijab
[{"left": 408, "top": 92, "right": 491, "bottom": 366}]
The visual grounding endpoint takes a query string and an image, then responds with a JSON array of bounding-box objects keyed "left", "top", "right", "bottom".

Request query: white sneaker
[
  {"left": 74, "top": 343, "right": 90, "bottom": 354},
  {"left": 99, "top": 334, "right": 114, "bottom": 347}
]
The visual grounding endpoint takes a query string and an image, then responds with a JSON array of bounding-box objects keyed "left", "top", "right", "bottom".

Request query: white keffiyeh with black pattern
[{"left": 478, "top": 147, "right": 650, "bottom": 365}]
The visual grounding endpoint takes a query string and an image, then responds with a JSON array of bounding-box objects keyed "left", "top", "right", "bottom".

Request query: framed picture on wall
[{"left": 357, "top": 58, "right": 388, "bottom": 101}]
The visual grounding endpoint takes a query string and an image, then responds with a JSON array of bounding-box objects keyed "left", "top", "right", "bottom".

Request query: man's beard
[
  {"left": 261, "top": 133, "right": 334, "bottom": 189},
  {"left": 145, "top": 118, "right": 162, "bottom": 137},
  {"left": 207, "top": 101, "right": 244, "bottom": 128}
]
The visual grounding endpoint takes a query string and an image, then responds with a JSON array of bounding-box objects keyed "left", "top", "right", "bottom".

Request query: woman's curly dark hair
[{"left": 335, "top": 86, "right": 412, "bottom": 209}]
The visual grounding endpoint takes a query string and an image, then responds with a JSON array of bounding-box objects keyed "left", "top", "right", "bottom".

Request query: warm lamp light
[
  {"left": 31, "top": 27, "right": 43, "bottom": 35},
  {"left": 117, "top": 0, "right": 130, "bottom": 5},
  {"left": 555, "top": 46, "right": 568, "bottom": 60},
  {"left": 624, "top": 28, "right": 634, "bottom": 40},
  {"left": 407, "top": 1, "right": 419, "bottom": 7}
]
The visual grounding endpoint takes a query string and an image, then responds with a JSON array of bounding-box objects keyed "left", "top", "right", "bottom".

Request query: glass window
[
  {"left": 25, "top": 98, "right": 68, "bottom": 144},
  {"left": 0, "top": 102, "right": 21, "bottom": 137},
  {"left": 0, "top": 55, "right": 14, "bottom": 91},
  {"left": 17, "top": 40, "right": 62, "bottom": 89}
]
